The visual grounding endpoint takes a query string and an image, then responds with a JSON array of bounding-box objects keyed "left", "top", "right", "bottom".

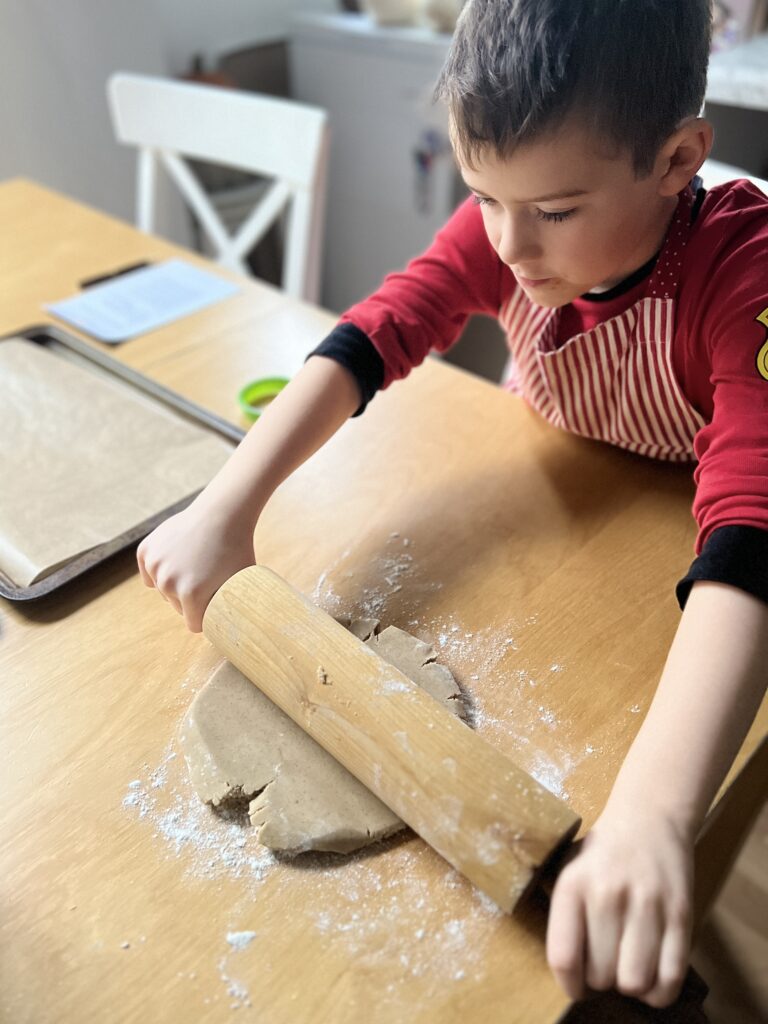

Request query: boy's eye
[
  {"left": 536, "top": 208, "right": 576, "bottom": 223},
  {"left": 470, "top": 195, "right": 576, "bottom": 222}
]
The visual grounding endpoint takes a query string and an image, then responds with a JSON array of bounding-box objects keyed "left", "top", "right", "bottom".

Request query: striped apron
[{"left": 499, "top": 186, "right": 706, "bottom": 462}]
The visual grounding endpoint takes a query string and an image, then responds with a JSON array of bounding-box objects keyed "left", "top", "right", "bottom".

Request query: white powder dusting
[
  {"left": 475, "top": 828, "right": 505, "bottom": 867},
  {"left": 312, "top": 533, "right": 428, "bottom": 622},
  {"left": 226, "top": 930, "right": 258, "bottom": 951},
  {"left": 311, "top": 544, "right": 355, "bottom": 612},
  {"left": 380, "top": 678, "right": 412, "bottom": 694},
  {"left": 525, "top": 748, "right": 576, "bottom": 801},
  {"left": 122, "top": 736, "right": 512, "bottom": 1009},
  {"left": 309, "top": 534, "right": 585, "bottom": 801},
  {"left": 306, "top": 845, "right": 504, "bottom": 997},
  {"left": 122, "top": 743, "right": 277, "bottom": 888},
  {"left": 538, "top": 705, "right": 557, "bottom": 729},
  {"left": 360, "top": 550, "right": 414, "bottom": 617},
  {"left": 218, "top": 955, "right": 251, "bottom": 1010},
  {"left": 119, "top": 535, "right": 593, "bottom": 1011}
]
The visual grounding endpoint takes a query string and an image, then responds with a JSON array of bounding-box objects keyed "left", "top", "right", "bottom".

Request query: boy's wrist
[
  {"left": 600, "top": 785, "right": 699, "bottom": 844},
  {"left": 600, "top": 735, "right": 706, "bottom": 840},
  {"left": 190, "top": 481, "right": 265, "bottom": 533}
]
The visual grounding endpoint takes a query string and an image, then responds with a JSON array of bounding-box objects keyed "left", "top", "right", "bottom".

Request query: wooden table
[{"left": 1, "top": 179, "right": 765, "bottom": 1024}]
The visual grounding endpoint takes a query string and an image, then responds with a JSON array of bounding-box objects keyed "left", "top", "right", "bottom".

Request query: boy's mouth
[{"left": 515, "top": 273, "right": 554, "bottom": 288}]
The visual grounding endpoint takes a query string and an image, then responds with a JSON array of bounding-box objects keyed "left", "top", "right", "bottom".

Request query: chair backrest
[
  {"left": 107, "top": 72, "right": 329, "bottom": 303},
  {"left": 699, "top": 157, "right": 768, "bottom": 196}
]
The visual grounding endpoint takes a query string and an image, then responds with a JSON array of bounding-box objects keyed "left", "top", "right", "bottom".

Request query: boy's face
[{"left": 456, "top": 117, "right": 679, "bottom": 308}]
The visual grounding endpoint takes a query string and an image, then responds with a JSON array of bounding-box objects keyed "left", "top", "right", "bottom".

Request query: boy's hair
[{"left": 436, "top": 0, "right": 713, "bottom": 177}]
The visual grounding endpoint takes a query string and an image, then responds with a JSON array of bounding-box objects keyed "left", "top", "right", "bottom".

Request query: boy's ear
[{"left": 655, "top": 117, "right": 714, "bottom": 196}]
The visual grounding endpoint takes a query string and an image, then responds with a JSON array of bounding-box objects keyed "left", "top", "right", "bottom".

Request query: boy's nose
[{"left": 496, "top": 214, "right": 540, "bottom": 267}]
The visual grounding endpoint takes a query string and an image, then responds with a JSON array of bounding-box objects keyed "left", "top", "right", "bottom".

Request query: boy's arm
[
  {"left": 137, "top": 356, "right": 361, "bottom": 631},
  {"left": 546, "top": 579, "right": 768, "bottom": 1008},
  {"left": 139, "top": 198, "right": 503, "bottom": 629},
  {"left": 336, "top": 196, "right": 505, "bottom": 391}
]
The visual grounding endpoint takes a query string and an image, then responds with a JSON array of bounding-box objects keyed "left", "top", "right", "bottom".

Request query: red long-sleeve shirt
[{"left": 312, "top": 179, "right": 768, "bottom": 605}]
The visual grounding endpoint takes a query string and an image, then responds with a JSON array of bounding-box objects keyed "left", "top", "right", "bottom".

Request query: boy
[{"left": 138, "top": 0, "right": 768, "bottom": 1010}]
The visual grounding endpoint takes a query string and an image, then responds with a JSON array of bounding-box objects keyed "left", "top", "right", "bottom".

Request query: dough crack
[{"left": 213, "top": 782, "right": 271, "bottom": 826}]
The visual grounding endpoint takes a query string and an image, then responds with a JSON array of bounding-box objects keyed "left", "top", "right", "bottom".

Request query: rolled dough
[{"left": 180, "top": 622, "right": 465, "bottom": 854}]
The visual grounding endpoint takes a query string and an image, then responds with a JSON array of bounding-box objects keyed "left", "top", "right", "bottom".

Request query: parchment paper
[{"left": 0, "top": 338, "right": 235, "bottom": 587}]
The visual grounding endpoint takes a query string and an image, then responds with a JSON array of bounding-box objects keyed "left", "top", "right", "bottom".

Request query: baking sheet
[{"left": 0, "top": 327, "right": 244, "bottom": 600}]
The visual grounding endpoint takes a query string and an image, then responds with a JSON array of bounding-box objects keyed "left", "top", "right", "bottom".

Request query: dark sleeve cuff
[
  {"left": 676, "top": 525, "right": 768, "bottom": 610},
  {"left": 306, "top": 322, "right": 385, "bottom": 417}
]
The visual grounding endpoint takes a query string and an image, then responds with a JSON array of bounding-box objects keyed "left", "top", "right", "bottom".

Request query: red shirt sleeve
[
  {"left": 686, "top": 183, "right": 768, "bottom": 553},
  {"left": 340, "top": 197, "right": 505, "bottom": 389}
]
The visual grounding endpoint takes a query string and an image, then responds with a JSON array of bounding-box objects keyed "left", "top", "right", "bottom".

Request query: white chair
[
  {"left": 699, "top": 157, "right": 768, "bottom": 195},
  {"left": 107, "top": 72, "right": 329, "bottom": 303}
]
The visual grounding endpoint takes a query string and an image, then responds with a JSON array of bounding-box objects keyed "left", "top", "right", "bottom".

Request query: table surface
[{"left": 1, "top": 179, "right": 765, "bottom": 1024}]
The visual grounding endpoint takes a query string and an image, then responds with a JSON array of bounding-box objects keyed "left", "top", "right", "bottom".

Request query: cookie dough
[{"left": 180, "top": 622, "right": 465, "bottom": 854}]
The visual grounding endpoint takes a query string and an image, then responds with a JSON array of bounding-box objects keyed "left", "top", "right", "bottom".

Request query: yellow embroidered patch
[{"left": 757, "top": 306, "right": 768, "bottom": 382}]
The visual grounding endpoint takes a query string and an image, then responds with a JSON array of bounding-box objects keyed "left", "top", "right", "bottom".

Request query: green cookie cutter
[{"left": 237, "top": 376, "right": 290, "bottom": 421}]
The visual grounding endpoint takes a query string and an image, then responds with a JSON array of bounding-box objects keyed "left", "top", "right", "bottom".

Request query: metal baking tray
[{"left": 0, "top": 324, "right": 245, "bottom": 601}]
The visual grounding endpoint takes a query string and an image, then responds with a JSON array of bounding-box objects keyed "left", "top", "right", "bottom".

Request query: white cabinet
[{"left": 290, "top": 13, "right": 458, "bottom": 313}]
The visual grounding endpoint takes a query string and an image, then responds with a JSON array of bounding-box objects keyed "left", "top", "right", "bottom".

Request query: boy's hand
[
  {"left": 546, "top": 807, "right": 693, "bottom": 1009},
  {"left": 137, "top": 500, "right": 256, "bottom": 633}
]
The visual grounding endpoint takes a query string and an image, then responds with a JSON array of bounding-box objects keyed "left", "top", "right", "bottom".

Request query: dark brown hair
[{"left": 436, "top": 0, "right": 712, "bottom": 176}]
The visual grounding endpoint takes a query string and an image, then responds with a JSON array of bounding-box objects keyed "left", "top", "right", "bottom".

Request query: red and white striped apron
[{"left": 499, "top": 186, "right": 706, "bottom": 462}]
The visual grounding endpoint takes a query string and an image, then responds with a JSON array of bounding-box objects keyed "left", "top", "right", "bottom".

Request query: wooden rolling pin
[{"left": 202, "top": 566, "right": 580, "bottom": 912}]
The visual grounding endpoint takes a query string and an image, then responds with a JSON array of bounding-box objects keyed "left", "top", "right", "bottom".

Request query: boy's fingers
[
  {"left": 137, "top": 557, "right": 155, "bottom": 589},
  {"left": 584, "top": 892, "right": 624, "bottom": 991},
  {"left": 136, "top": 544, "right": 154, "bottom": 588},
  {"left": 615, "top": 895, "right": 664, "bottom": 998},
  {"left": 642, "top": 919, "right": 690, "bottom": 1008},
  {"left": 155, "top": 577, "right": 183, "bottom": 616},
  {"left": 182, "top": 600, "right": 205, "bottom": 634},
  {"left": 164, "top": 591, "right": 183, "bottom": 616},
  {"left": 176, "top": 583, "right": 213, "bottom": 634},
  {"left": 546, "top": 882, "right": 587, "bottom": 999}
]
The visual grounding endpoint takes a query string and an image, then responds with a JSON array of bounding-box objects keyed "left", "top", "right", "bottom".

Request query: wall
[
  {"left": 156, "top": 0, "right": 338, "bottom": 74},
  {"left": 0, "top": 0, "right": 337, "bottom": 238},
  {"left": 0, "top": 0, "right": 166, "bottom": 224}
]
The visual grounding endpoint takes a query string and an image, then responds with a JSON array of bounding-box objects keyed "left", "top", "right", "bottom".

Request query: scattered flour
[
  {"left": 119, "top": 535, "right": 591, "bottom": 1011},
  {"left": 380, "top": 678, "right": 412, "bottom": 694},
  {"left": 308, "top": 532, "right": 584, "bottom": 803},
  {"left": 311, "top": 534, "right": 430, "bottom": 621},
  {"left": 121, "top": 729, "right": 510, "bottom": 1012},
  {"left": 225, "top": 931, "right": 258, "bottom": 951},
  {"left": 525, "top": 749, "right": 576, "bottom": 802},
  {"left": 122, "top": 743, "right": 277, "bottom": 888},
  {"left": 306, "top": 843, "right": 504, "bottom": 996},
  {"left": 218, "top": 955, "right": 251, "bottom": 1011},
  {"left": 218, "top": 933, "right": 260, "bottom": 1009}
]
